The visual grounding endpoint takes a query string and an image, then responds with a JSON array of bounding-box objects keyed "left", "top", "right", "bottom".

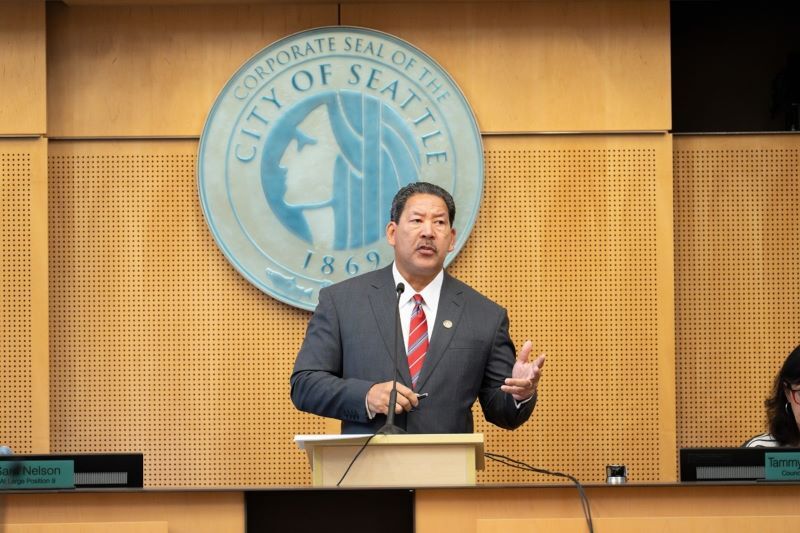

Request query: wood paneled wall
[
  {"left": 341, "top": 0, "right": 671, "bottom": 132},
  {"left": 45, "top": 0, "right": 670, "bottom": 136},
  {"left": 674, "top": 134, "right": 800, "bottom": 449},
  {"left": 0, "top": 137, "right": 49, "bottom": 454},
  {"left": 0, "top": 1, "right": 46, "bottom": 135},
  {"left": 0, "top": 0, "right": 49, "bottom": 455},
  {"left": 471, "top": 134, "right": 675, "bottom": 483},
  {"left": 3, "top": 0, "right": 795, "bottom": 488},
  {"left": 46, "top": 3, "right": 338, "bottom": 137},
  {"left": 44, "top": 132, "right": 675, "bottom": 486}
]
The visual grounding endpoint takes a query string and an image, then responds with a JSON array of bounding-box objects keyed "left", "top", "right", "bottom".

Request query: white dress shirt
[{"left": 392, "top": 262, "right": 444, "bottom": 348}]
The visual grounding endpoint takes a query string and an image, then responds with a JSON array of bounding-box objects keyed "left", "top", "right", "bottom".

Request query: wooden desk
[
  {"left": 3, "top": 483, "right": 800, "bottom": 533},
  {"left": 416, "top": 483, "right": 800, "bottom": 533},
  {"left": 0, "top": 491, "right": 243, "bottom": 533}
]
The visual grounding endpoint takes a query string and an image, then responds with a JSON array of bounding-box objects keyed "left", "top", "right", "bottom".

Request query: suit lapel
[
  {"left": 367, "top": 266, "right": 412, "bottom": 385},
  {"left": 415, "top": 273, "right": 464, "bottom": 392}
]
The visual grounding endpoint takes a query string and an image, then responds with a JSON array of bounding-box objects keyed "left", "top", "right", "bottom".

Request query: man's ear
[{"left": 386, "top": 221, "right": 397, "bottom": 246}]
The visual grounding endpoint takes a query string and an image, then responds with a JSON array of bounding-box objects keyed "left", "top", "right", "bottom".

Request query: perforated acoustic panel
[
  {"left": 1, "top": 147, "right": 34, "bottom": 453},
  {"left": 0, "top": 137, "right": 47, "bottom": 453},
  {"left": 674, "top": 134, "right": 800, "bottom": 449},
  {"left": 48, "top": 141, "right": 321, "bottom": 487},
  {"left": 49, "top": 135, "right": 674, "bottom": 487},
  {"left": 455, "top": 134, "right": 675, "bottom": 483}
]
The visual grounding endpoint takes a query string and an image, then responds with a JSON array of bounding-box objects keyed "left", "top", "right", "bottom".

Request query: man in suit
[{"left": 290, "top": 182, "right": 545, "bottom": 433}]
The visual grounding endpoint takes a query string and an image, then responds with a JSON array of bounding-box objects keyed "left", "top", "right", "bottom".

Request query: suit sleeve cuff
[
  {"left": 366, "top": 394, "right": 375, "bottom": 419},
  {"left": 514, "top": 391, "right": 537, "bottom": 409}
]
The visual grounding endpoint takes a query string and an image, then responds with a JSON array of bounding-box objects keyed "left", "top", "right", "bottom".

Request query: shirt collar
[{"left": 391, "top": 262, "right": 444, "bottom": 309}]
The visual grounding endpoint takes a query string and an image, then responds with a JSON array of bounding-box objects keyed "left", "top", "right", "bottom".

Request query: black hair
[
  {"left": 389, "top": 182, "right": 456, "bottom": 225},
  {"left": 766, "top": 345, "right": 800, "bottom": 445}
]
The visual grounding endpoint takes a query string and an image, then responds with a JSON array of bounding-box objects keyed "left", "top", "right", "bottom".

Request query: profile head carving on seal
[{"left": 261, "top": 90, "right": 421, "bottom": 250}]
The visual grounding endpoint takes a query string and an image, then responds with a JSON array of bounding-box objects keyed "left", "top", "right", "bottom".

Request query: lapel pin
[{"left": 443, "top": 320, "right": 453, "bottom": 329}]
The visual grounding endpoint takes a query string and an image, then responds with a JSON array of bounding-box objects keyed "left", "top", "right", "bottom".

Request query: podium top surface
[{"left": 294, "top": 433, "right": 484, "bottom": 449}]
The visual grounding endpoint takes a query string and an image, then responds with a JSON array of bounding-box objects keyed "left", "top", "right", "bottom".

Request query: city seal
[{"left": 198, "top": 26, "right": 483, "bottom": 310}]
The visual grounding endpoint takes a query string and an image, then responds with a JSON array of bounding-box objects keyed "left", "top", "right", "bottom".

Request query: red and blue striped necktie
[{"left": 407, "top": 294, "right": 428, "bottom": 389}]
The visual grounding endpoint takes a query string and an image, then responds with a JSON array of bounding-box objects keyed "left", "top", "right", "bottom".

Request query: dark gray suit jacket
[{"left": 290, "top": 265, "right": 536, "bottom": 433}]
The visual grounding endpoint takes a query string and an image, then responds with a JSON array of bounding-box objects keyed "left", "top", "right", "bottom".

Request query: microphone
[{"left": 377, "top": 282, "right": 406, "bottom": 435}]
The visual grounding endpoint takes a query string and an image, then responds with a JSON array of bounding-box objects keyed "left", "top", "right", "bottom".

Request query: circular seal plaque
[{"left": 198, "top": 27, "right": 483, "bottom": 310}]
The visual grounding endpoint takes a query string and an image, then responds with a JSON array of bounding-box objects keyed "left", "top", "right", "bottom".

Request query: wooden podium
[{"left": 294, "top": 433, "right": 485, "bottom": 487}]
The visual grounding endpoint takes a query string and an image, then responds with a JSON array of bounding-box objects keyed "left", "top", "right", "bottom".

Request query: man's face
[{"left": 386, "top": 193, "right": 456, "bottom": 290}]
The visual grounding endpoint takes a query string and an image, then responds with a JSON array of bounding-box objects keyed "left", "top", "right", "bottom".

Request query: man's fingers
[
  {"left": 395, "top": 383, "right": 416, "bottom": 397},
  {"left": 393, "top": 392, "right": 416, "bottom": 413},
  {"left": 366, "top": 381, "right": 422, "bottom": 414},
  {"left": 385, "top": 383, "right": 418, "bottom": 413},
  {"left": 504, "top": 371, "right": 542, "bottom": 391},
  {"left": 500, "top": 383, "right": 536, "bottom": 401},
  {"left": 518, "top": 340, "right": 533, "bottom": 363},
  {"left": 505, "top": 377, "right": 536, "bottom": 388},
  {"left": 395, "top": 383, "right": 419, "bottom": 407},
  {"left": 505, "top": 349, "right": 545, "bottom": 401}
]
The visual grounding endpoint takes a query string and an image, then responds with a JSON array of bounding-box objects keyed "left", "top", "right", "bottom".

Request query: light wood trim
[
  {"left": 673, "top": 132, "right": 800, "bottom": 151},
  {"left": 0, "top": 1, "right": 46, "bottom": 135},
  {"left": 3, "top": 492, "right": 243, "bottom": 533},
  {"left": 60, "top": 0, "right": 618, "bottom": 4},
  {"left": 477, "top": 516, "right": 799, "bottom": 533},
  {"left": 29, "top": 137, "right": 50, "bottom": 453},
  {"left": 8, "top": 522, "right": 168, "bottom": 533},
  {"left": 342, "top": 0, "right": 671, "bottom": 132},
  {"left": 416, "top": 485, "right": 800, "bottom": 533},
  {"left": 655, "top": 133, "right": 676, "bottom": 479}
]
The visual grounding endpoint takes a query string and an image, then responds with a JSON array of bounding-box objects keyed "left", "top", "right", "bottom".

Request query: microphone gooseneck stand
[{"left": 377, "top": 282, "right": 406, "bottom": 435}]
